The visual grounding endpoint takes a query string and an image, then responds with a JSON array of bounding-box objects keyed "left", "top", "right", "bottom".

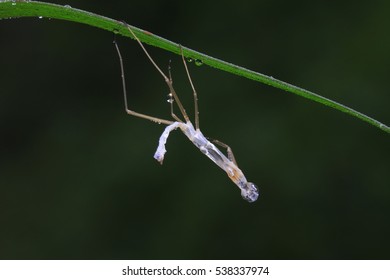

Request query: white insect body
[{"left": 114, "top": 23, "right": 259, "bottom": 202}]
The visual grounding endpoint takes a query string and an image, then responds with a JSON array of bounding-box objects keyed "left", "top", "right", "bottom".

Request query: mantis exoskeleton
[{"left": 114, "top": 23, "right": 259, "bottom": 202}]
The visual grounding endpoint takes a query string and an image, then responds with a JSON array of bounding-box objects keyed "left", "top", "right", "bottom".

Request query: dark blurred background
[{"left": 1, "top": 0, "right": 389, "bottom": 259}]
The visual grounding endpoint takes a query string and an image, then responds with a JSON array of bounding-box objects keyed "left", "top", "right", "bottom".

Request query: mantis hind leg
[{"left": 114, "top": 39, "right": 173, "bottom": 125}]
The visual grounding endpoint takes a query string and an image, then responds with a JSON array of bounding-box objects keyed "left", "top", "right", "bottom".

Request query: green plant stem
[{"left": 1, "top": 0, "right": 388, "bottom": 133}]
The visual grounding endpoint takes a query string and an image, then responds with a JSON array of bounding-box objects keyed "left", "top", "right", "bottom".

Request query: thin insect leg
[
  {"left": 114, "top": 40, "right": 173, "bottom": 125},
  {"left": 210, "top": 139, "right": 237, "bottom": 166},
  {"left": 167, "top": 60, "right": 183, "bottom": 122},
  {"left": 123, "top": 22, "right": 190, "bottom": 123},
  {"left": 179, "top": 45, "right": 200, "bottom": 130}
]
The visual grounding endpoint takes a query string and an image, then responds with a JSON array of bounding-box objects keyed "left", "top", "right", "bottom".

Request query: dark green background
[{"left": 1, "top": 0, "right": 389, "bottom": 259}]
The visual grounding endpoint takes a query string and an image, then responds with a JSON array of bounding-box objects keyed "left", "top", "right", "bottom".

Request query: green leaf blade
[{"left": 0, "top": 0, "right": 388, "bottom": 133}]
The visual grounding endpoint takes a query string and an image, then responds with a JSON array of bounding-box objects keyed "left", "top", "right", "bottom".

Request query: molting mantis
[{"left": 114, "top": 23, "right": 259, "bottom": 202}]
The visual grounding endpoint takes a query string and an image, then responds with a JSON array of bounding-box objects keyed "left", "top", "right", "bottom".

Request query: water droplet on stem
[{"left": 166, "top": 93, "right": 174, "bottom": 103}]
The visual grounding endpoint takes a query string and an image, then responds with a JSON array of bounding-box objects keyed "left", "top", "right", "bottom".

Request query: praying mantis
[{"left": 114, "top": 23, "right": 259, "bottom": 202}]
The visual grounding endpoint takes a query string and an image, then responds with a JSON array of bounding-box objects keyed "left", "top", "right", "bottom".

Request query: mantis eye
[{"left": 241, "top": 182, "right": 259, "bottom": 203}]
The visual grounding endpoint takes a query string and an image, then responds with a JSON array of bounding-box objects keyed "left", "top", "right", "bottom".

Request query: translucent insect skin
[
  {"left": 115, "top": 23, "right": 259, "bottom": 203},
  {"left": 154, "top": 122, "right": 259, "bottom": 202}
]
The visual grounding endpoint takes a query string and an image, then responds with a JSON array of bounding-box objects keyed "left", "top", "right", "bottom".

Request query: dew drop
[
  {"left": 11, "top": 0, "right": 16, "bottom": 6},
  {"left": 194, "top": 59, "right": 203, "bottom": 66},
  {"left": 113, "top": 29, "right": 120, "bottom": 35},
  {"left": 186, "top": 57, "right": 193, "bottom": 63},
  {"left": 38, "top": 16, "right": 43, "bottom": 19},
  {"left": 64, "top": 4, "right": 71, "bottom": 8},
  {"left": 166, "top": 93, "right": 174, "bottom": 103}
]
